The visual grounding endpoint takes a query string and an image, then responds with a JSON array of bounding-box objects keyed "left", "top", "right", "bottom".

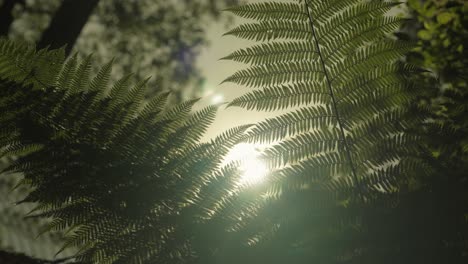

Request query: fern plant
[
  {"left": 2, "top": 0, "right": 462, "bottom": 262},
  {"left": 222, "top": 0, "right": 432, "bottom": 262},
  {"left": 0, "top": 169, "right": 76, "bottom": 261},
  {"left": 0, "top": 38, "right": 261, "bottom": 263}
]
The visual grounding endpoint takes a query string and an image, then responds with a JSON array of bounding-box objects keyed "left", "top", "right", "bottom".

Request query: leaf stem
[{"left": 303, "top": 0, "right": 362, "bottom": 199}]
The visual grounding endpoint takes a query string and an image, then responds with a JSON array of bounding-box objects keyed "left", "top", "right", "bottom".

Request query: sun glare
[
  {"left": 211, "top": 94, "right": 224, "bottom": 104},
  {"left": 225, "top": 143, "right": 268, "bottom": 185}
]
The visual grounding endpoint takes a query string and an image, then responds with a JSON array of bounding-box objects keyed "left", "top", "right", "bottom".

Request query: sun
[{"left": 224, "top": 143, "right": 268, "bottom": 185}]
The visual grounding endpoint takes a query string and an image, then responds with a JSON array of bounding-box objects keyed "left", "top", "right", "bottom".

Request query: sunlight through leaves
[{"left": 224, "top": 143, "right": 268, "bottom": 185}]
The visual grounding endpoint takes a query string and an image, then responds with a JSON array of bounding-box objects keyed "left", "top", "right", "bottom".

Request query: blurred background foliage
[
  {"left": 6, "top": 0, "right": 239, "bottom": 102},
  {"left": 395, "top": 2, "right": 468, "bottom": 261},
  {"left": 400, "top": 0, "right": 468, "bottom": 178},
  {"left": 405, "top": 0, "right": 467, "bottom": 86}
]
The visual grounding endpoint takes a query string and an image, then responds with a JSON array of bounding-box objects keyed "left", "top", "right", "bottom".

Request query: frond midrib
[{"left": 303, "top": 0, "right": 361, "bottom": 192}]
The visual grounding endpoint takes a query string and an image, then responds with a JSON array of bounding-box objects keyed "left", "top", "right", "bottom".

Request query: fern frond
[
  {"left": 68, "top": 54, "right": 92, "bottom": 95},
  {"left": 229, "top": 82, "right": 330, "bottom": 111},
  {"left": 108, "top": 73, "right": 133, "bottom": 101},
  {"left": 0, "top": 39, "right": 252, "bottom": 263},
  {"left": 225, "top": 2, "right": 307, "bottom": 21},
  {"left": 172, "top": 105, "right": 219, "bottom": 147},
  {"left": 0, "top": 39, "right": 64, "bottom": 89},
  {"left": 139, "top": 91, "right": 170, "bottom": 120},
  {"left": 56, "top": 53, "right": 78, "bottom": 89},
  {"left": 223, "top": 0, "right": 427, "bottom": 254},
  {"left": 263, "top": 130, "right": 342, "bottom": 168},
  {"left": 89, "top": 58, "right": 114, "bottom": 93},
  {"left": 223, "top": 61, "right": 324, "bottom": 87},
  {"left": 222, "top": 41, "right": 317, "bottom": 65},
  {"left": 246, "top": 106, "right": 336, "bottom": 143},
  {"left": 224, "top": 20, "right": 310, "bottom": 41}
]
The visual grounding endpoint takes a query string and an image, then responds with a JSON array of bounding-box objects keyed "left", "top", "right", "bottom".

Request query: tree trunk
[
  {"left": 36, "top": 0, "right": 100, "bottom": 56},
  {"left": 0, "top": 0, "right": 24, "bottom": 36}
]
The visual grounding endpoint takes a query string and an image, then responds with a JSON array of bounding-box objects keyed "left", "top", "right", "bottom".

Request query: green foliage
[
  {"left": 222, "top": 0, "right": 437, "bottom": 262},
  {"left": 0, "top": 160, "right": 76, "bottom": 260},
  {"left": 406, "top": 0, "right": 466, "bottom": 82},
  {"left": 225, "top": 0, "right": 425, "bottom": 199},
  {"left": 403, "top": 0, "right": 468, "bottom": 168},
  {"left": 1, "top": 0, "right": 467, "bottom": 263},
  {"left": 0, "top": 38, "right": 254, "bottom": 263}
]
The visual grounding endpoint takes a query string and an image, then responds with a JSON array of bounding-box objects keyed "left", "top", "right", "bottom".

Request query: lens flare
[
  {"left": 211, "top": 94, "right": 224, "bottom": 104},
  {"left": 224, "top": 143, "right": 268, "bottom": 185}
]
